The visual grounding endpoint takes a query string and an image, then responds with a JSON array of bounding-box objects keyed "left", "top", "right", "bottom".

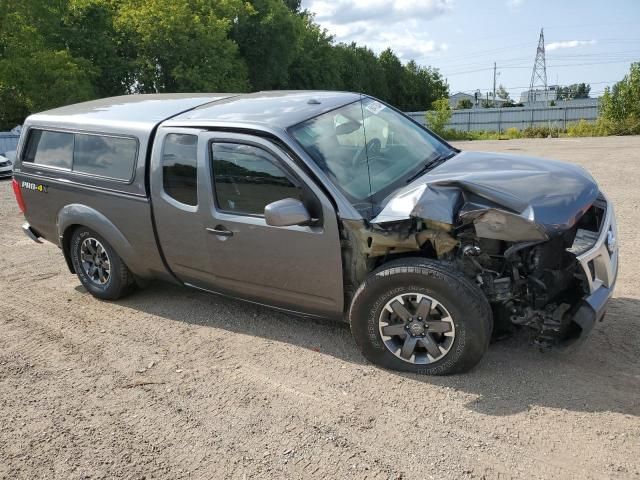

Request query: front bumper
[
  {"left": 569, "top": 194, "right": 619, "bottom": 341},
  {"left": 0, "top": 166, "right": 12, "bottom": 178}
]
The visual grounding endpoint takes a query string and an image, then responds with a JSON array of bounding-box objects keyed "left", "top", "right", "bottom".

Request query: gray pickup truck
[{"left": 11, "top": 91, "right": 618, "bottom": 375}]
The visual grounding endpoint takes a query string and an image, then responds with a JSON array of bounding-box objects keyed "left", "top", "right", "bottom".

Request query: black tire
[
  {"left": 349, "top": 258, "right": 492, "bottom": 375},
  {"left": 70, "top": 227, "right": 135, "bottom": 300}
]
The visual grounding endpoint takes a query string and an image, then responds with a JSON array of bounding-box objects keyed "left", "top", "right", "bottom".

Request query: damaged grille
[
  {"left": 570, "top": 195, "right": 618, "bottom": 294},
  {"left": 567, "top": 229, "right": 599, "bottom": 256},
  {"left": 567, "top": 197, "right": 606, "bottom": 256}
]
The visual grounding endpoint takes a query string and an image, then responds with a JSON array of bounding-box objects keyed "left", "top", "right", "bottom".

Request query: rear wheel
[
  {"left": 349, "top": 258, "right": 492, "bottom": 375},
  {"left": 70, "top": 227, "right": 135, "bottom": 300}
]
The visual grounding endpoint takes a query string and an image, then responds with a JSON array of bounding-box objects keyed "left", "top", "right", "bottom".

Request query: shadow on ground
[{"left": 87, "top": 282, "right": 640, "bottom": 418}]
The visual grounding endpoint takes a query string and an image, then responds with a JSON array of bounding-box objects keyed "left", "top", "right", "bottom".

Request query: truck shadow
[{"left": 115, "top": 283, "right": 640, "bottom": 418}]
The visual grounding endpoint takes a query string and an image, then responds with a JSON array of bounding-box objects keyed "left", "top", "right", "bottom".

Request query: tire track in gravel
[{"left": 1, "top": 287, "right": 632, "bottom": 480}]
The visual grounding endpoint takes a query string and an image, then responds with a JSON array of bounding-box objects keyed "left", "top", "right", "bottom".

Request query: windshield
[{"left": 289, "top": 97, "right": 452, "bottom": 212}]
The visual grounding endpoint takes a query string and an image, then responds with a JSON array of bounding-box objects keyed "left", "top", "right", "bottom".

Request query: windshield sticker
[{"left": 365, "top": 101, "right": 386, "bottom": 115}]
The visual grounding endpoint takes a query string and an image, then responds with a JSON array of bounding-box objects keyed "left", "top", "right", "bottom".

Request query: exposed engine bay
[{"left": 340, "top": 151, "right": 614, "bottom": 348}]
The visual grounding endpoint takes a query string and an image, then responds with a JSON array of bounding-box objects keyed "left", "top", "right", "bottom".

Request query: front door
[{"left": 200, "top": 132, "right": 344, "bottom": 319}]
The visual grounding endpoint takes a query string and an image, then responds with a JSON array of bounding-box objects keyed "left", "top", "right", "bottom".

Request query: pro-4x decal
[{"left": 21, "top": 181, "right": 48, "bottom": 193}]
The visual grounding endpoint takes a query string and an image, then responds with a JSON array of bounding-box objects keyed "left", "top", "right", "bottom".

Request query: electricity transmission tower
[{"left": 528, "top": 28, "right": 548, "bottom": 103}]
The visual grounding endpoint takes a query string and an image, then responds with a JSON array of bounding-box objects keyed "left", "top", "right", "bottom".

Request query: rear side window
[
  {"left": 73, "top": 134, "right": 137, "bottom": 180},
  {"left": 211, "top": 143, "right": 301, "bottom": 216},
  {"left": 162, "top": 134, "right": 198, "bottom": 206},
  {"left": 23, "top": 128, "right": 138, "bottom": 181},
  {"left": 24, "top": 130, "right": 74, "bottom": 169}
]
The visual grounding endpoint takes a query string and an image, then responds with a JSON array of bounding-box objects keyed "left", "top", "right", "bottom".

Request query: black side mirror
[{"left": 264, "top": 198, "right": 311, "bottom": 227}]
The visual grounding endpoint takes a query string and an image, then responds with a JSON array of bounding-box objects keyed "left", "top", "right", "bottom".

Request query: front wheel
[{"left": 349, "top": 258, "right": 492, "bottom": 375}]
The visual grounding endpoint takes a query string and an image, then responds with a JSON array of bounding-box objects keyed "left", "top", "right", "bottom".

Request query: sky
[{"left": 300, "top": 0, "right": 640, "bottom": 101}]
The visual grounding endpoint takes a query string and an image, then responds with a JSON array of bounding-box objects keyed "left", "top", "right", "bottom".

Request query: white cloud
[
  {"left": 546, "top": 39, "right": 597, "bottom": 51},
  {"left": 362, "top": 32, "right": 449, "bottom": 60},
  {"left": 302, "top": 0, "right": 452, "bottom": 61},
  {"left": 307, "top": 0, "right": 453, "bottom": 24},
  {"left": 506, "top": 0, "right": 524, "bottom": 9}
]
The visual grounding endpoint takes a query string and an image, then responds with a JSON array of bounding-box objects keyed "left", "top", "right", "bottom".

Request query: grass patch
[{"left": 439, "top": 119, "right": 639, "bottom": 141}]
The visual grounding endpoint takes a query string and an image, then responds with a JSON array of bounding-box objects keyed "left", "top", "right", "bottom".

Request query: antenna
[{"left": 528, "top": 28, "right": 548, "bottom": 103}]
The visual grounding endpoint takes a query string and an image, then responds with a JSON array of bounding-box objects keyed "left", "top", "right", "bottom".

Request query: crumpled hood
[{"left": 372, "top": 151, "right": 599, "bottom": 239}]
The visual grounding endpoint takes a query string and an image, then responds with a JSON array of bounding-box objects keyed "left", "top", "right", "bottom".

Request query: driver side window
[{"left": 211, "top": 142, "right": 302, "bottom": 216}]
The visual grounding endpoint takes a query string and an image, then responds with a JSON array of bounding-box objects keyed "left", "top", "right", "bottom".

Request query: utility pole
[
  {"left": 528, "top": 28, "right": 548, "bottom": 104},
  {"left": 493, "top": 62, "right": 497, "bottom": 107}
]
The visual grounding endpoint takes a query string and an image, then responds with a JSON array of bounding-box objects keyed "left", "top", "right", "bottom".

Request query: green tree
[
  {"left": 379, "top": 48, "right": 405, "bottom": 107},
  {"left": 283, "top": 0, "right": 302, "bottom": 12},
  {"left": 556, "top": 83, "right": 591, "bottom": 100},
  {"left": 425, "top": 98, "right": 451, "bottom": 135},
  {"left": 62, "top": 0, "right": 135, "bottom": 97},
  {"left": 232, "top": 0, "right": 304, "bottom": 91},
  {"left": 456, "top": 98, "right": 473, "bottom": 109},
  {"left": 396, "top": 60, "right": 448, "bottom": 111},
  {"left": 115, "top": 0, "right": 250, "bottom": 92},
  {"left": 334, "top": 42, "right": 388, "bottom": 100},
  {"left": 496, "top": 84, "right": 510, "bottom": 101},
  {"left": 0, "top": 0, "right": 454, "bottom": 128},
  {"left": 0, "top": 0, "right": 97, "bottom": 128},
  {"left": 288, "top": 16, "right": 341, "bottom": 90},
  {"left": 600, "top": 62, "right": 640, "bottom": 134}
]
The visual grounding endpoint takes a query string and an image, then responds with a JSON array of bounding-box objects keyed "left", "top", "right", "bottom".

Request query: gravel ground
[{"left": 1, "top": 136, "right": 638, "bottom": 479}]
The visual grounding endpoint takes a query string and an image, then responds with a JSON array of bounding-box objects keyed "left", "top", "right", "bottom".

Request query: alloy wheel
[
  {"left": 80, "top": 237, "right": 111, "bottom": 286},
  {"left": 378, "top": 293, "right": 456, "bottom": 364}
]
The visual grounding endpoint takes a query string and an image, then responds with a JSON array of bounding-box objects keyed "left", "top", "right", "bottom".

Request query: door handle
[{"left": 206, "top": 226, "right": 234, "bottom": 237}]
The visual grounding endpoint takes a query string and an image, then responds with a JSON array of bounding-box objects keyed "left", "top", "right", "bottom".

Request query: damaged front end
[{"left": 343, "top": 152, "right": 619, "bottom": 348}]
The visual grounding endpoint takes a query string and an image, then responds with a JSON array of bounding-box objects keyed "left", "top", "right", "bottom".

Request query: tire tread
[
  {"left": 70, "top": 227, "right": 135, "bottom": 301},
  {"left": 349, "top": 257, "right": 492, "bottom": 375}
]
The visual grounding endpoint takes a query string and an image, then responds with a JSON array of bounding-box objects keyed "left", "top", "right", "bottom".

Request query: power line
[
  {"left": 442, "top": 58, "right": 637, "bottom": 76},
  {"left": 437, "top": 50, "right": 640, "bottom": 71},
  {"left": 435, "top": 40, "right": 638, "bottom": 69},
  {"left": 450, "top": 80, "right": 619, "bottom": 95},
  {"left": 430, "top": 42, "right": 537, "bottom": 63},
  {"left": 547, "top": 59, "right": 639, "bottom": 68}
]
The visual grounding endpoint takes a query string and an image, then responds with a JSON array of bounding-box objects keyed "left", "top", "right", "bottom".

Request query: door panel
[
  {"left": 150, "top": 128, "right": 213, "bottom": 287},
  {"left": 151, "top": 129, "right": 345, "bottom": 319},
  {"left": 203, "top": 133, "right": 344, "bottom": 318}
]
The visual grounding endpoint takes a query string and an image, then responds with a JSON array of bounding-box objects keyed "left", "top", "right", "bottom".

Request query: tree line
[{"left": 0, "top": 0, "right": 449, "bottom": 129}]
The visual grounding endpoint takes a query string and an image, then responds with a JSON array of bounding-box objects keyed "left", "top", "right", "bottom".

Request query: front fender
[{"left": 57, "top": 204, "right": 151, "bottom": 278}]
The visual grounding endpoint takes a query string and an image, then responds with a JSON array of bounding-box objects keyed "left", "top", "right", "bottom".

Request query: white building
[
  {"left": 449, "top": 92, "right": 510, "bottom": 109},
  {"left": 520, "top": 87, "right": 558, "bottom": 104},
  {"left": 448, "top": 92, "right": 476, "bottom": 109}
]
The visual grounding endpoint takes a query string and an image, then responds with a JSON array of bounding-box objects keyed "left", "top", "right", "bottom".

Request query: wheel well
[
  {"left": 343, "top": 250, "right": 439, "bottom": 312},
  {"left": 61, "top": 224, "right": 81, "bottom": 273},
  {"left": 372, "top": 248, "right": 438, "bottom": 271}
]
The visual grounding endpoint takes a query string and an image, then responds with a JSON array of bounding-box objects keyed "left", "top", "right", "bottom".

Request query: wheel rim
[
  {"left": 80, "top": 237, "right": 111, "bottom": 286},
  {"left": 378, "top": 293, "right": 456, "bottom": 365}
]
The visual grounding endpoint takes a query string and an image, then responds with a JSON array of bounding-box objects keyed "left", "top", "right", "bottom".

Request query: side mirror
[{"left": 264, "top": 198, "right": 311, "bottom": 227}]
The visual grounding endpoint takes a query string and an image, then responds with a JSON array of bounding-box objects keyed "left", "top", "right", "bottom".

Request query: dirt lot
[{"left": 1, "top": 136, "right": 638, "bottom": 479}]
